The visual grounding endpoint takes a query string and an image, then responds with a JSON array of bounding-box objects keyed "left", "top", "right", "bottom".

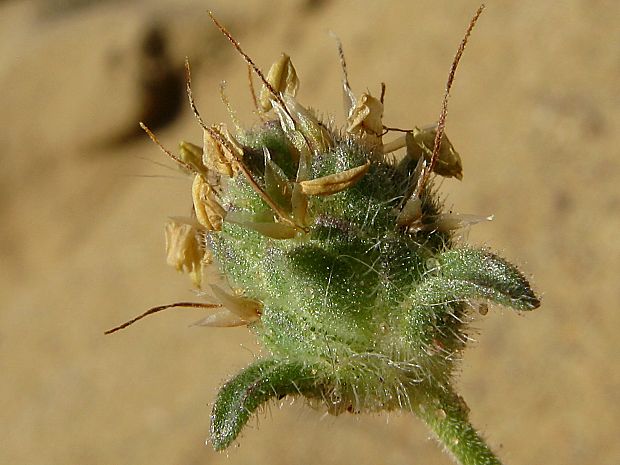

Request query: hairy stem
[{"left": 413, "top": 384, "right": 502, "bottom": 465}]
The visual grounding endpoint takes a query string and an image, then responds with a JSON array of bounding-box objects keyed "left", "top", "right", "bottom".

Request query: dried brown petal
[
  {"left": 210, "top": 284, "right": 262, "bottom": 322},
  {"left": 282, "top": 95, "right": 332, "bottom": 153},
  {"left": 192, "top": 308, "right": 249, "bottom": 327},
  {"left": 346, "top": 93, "right": 384, "bottom": 137},
  {"left": 225, "top": 212, "right": 299, "bottom": 239},
  {"left": 299, "top": 161, "right": 371, "bottom": 196},
  {"left": 192, "top": 175, "right": 226, "bottom": 231},
  {"left": 203, "top": 128, "right": 234, "bottom": 177},
  {"left": 178, "top": 141, "right": 208, "bottom": 178},
  {"left": 396, "top": 196, "right": 422, "bottom": 227},
  {"left": 407, "top": 127, "right": 463, "bottom": 180},
  {"left": 259, "top": 53, "right": 299, "bottom": 111},
  {"left": 164, "top": 220, "right": 204, "bottom": 286}
]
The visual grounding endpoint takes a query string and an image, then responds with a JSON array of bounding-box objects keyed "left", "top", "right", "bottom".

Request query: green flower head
[{"left": 108, "top": 7, "right": 539, "bottom": 465}]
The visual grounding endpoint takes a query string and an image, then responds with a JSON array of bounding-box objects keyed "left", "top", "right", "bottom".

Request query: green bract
[{"left": 111, "top": 9, "right": 540, "bottom": 465}]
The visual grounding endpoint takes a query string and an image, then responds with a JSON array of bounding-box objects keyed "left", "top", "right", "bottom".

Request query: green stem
[{"left": 413, "top": 384, "right": 502, "bottom": 465}]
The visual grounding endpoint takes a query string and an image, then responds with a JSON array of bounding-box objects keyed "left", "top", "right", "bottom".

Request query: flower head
[{"left": 108, "top": 7, "right": 539, "bottom": 463}]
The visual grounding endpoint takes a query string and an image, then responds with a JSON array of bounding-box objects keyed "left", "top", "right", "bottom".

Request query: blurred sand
[{"left": 2, "top": 1, "right": 619, "bottom": 464}]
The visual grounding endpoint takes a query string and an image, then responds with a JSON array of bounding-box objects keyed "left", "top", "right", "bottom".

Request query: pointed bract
[
  {"left": 210, "top": 359, "right": 317, "bottom": 450},
  {"left": 435, "top": 248, "right": 540, "bottom": 310}
]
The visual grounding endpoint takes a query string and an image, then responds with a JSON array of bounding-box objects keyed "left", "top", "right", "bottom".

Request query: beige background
[{"left": 2, "top": 1, "right": 619, "bottom": 464}]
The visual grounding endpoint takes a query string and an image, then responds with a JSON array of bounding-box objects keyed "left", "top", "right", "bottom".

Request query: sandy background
[{"left": 2, "top": 1, "right": 619, "bottom": 464}]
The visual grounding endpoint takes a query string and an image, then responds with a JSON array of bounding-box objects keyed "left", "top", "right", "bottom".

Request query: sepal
[
  {"left": 427, "top": 248, "right": 540, "bottom": 310},
  {"left": 210, "top": 358, "right": 317, "bottom": 450}
]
